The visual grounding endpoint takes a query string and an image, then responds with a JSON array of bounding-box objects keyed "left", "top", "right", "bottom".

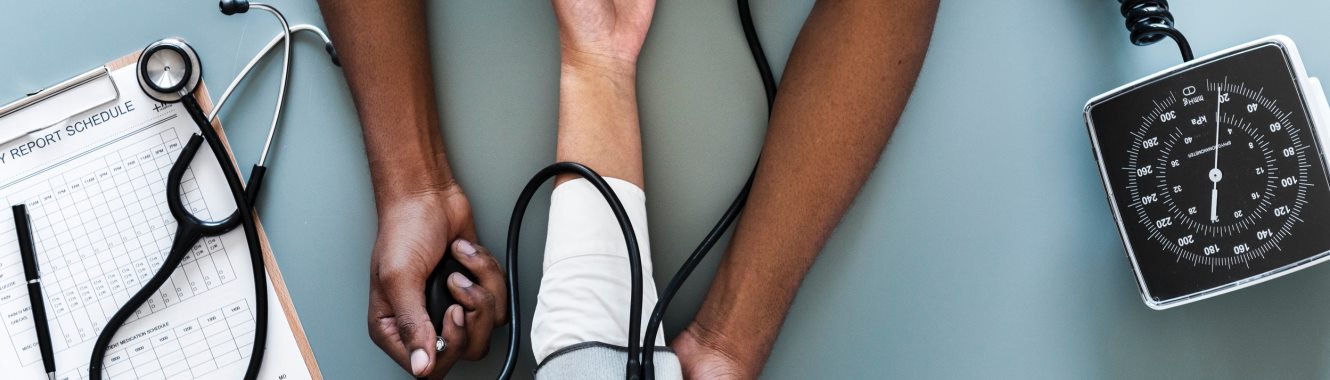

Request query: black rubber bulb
[{"left": 425, "top": 248, "right": 476, "bottom": 336}]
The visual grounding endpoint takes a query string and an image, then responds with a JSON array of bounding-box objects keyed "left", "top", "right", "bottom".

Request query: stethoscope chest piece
[{"left": 138, "top": 38, "right": 202, "bottom": 103}]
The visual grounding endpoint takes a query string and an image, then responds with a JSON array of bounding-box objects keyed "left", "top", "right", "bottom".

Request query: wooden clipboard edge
[{"left": 112, "top": 51, "right": 324, "bottom": 379}]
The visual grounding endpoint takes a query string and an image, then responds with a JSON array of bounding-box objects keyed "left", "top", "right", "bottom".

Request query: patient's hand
[
  {"left": 552, "top": 0, "right": 655, "bottom": 71},
  {"left": 368, "top": 185, "right": 507, "bottom": 378},
  {"left": 673, "top": 324, "right": 752, "bottom": 380}
]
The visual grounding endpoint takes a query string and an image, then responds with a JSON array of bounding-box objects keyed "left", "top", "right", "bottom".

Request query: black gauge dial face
[
  {"left": 1143, "top": 80, "right": 1299, "bottom": 263},
  {"left": 1088, "top": 42, "right": 1330, "bottom": 304}
]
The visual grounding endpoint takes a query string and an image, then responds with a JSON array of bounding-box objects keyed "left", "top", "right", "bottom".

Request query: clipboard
[{"left": 0, "top": 51, "right": 322, "bottom": 379}]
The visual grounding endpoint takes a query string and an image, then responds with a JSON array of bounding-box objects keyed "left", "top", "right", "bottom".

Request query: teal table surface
[{"left": 6, "top": 1, "right": 1330, "bottom": 378}]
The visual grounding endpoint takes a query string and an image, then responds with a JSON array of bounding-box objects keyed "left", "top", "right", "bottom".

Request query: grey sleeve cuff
[{"left": 535, "top": 342, "right": 683, "bottom": 380}]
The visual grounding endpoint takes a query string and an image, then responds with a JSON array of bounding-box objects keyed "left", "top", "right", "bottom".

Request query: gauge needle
[{"left": 1210, "top": 89, "right": 1224, "bottom": 223}]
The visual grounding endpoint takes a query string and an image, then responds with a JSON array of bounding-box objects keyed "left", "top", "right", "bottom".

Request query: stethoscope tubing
[
  {"left": 180, "top": 94, "right": 271, "bottom": 380},
  {"left": 87, "top": 94, "right": 270, "bottom": 380}
]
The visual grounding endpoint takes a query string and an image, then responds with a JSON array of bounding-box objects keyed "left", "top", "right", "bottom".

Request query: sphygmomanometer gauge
[{"left": 1086, "top": 36, "right": 1330, "bottom": 309}]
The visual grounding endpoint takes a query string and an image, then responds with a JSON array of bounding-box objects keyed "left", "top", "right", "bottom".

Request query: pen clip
[
  {"left": 25, "top": 215, "right": 38, "bottom": 275},
  {"left": 11, "top": 204, "right": 40, "bottom": 277}
]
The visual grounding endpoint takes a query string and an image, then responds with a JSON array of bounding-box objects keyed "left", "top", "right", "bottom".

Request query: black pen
[{"left": 13, "top": 205, "right": 55, "bottom": 380}]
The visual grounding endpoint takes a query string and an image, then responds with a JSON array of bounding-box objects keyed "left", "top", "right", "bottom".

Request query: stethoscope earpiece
[{"left": 137, "top": 38, "right": 202, "bottom": 103}]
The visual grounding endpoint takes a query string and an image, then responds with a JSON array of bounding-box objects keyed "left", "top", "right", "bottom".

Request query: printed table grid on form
[
  {"left": 65, "top": 301, "right": 255, "bottom": 380},
  {"left": 0, "top": 126, "right": 241, "bottom": 365}
]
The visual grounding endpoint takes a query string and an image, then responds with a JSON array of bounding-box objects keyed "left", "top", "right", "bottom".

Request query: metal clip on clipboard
[{"left": 0, "top": 67, "right": 119, "bottom": 145}]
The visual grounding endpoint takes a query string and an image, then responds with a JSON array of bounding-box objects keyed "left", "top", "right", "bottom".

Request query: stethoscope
[{"left": 85, "top": 1, "right": 339, "bottom": 379}]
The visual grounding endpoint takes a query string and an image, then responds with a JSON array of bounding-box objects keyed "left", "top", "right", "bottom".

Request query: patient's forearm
[
  {"left": 687, "top": 0, "right": 938, "bottom": 374},
  {"left": 556, "top": 52, "right": 644, "bottom": 187}
]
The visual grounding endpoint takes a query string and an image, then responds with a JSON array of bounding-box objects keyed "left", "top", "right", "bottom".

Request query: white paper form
[{"left": 0, "top": 65, "right": 312, "bottom": 379}]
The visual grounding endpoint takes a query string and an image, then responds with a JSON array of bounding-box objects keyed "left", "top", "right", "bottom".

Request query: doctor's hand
[
  {"left": 552, "top": 0, "right": 656, "bottom": 72},
  {"left": 368, "top": 186, "right": 507, "bottom": 378}
]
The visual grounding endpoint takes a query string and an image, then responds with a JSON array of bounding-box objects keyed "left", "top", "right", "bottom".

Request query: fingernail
[
  {"left": 450, "top": 272, "right": 473, "bottom": 288},
  {"left": 456, "top": 239, "right": 477, "bottom": 256},
  {"left": 410, "top": 348, "right": 428, "bottom": 376},
  {"left": 450, "top": 304, "right": 465, "bottom": 326}
]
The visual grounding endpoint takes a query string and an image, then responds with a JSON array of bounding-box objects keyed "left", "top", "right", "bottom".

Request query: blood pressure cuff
[
  {"left": 535, "top": 342, "right": 682, "bottom": 380},
  {"left": 531, "top": 178, "right": 682, "bottom": 379}
]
